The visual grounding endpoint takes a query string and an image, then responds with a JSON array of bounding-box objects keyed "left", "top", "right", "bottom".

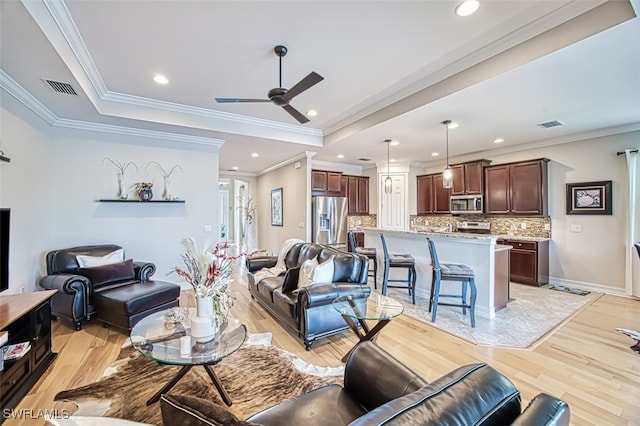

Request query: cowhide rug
[{"left": 54, "top": 341, "right": 343, "bottom": 425}]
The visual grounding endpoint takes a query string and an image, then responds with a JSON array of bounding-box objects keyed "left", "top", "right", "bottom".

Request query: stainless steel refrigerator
[{"left": 312, "top": 196, "right": 348, "bottom": 250}]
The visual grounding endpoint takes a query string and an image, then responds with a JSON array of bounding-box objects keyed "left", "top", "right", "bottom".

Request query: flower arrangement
[
  {"left": 170, "top": 238, "right": 252, "bottom": 320},
  {"left": 133, "top": 182, "right": 153, "bottom": 192},
  {"left": 133, "top": 182, "right": 154, "bottom": 201}
]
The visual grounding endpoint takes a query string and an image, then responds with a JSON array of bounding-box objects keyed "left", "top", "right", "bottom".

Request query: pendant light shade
[
  {"left": 442, "top": 120, "right": 453, "bottom": 189},
  {"left": 384, "top": 139, "right": 392, "bottom": 194}
]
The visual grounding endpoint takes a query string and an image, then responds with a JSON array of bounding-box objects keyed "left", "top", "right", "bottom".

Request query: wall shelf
[
  {"left": 0, "top": 155, "right": 10, "bottom": 163},
  {"left": 97, "top": 199, "right": 185, "bottom": 203}
]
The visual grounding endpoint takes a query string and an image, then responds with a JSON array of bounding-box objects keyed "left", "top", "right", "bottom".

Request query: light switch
[
  {"left": 570, "top": 224, "right": 581, "bottom": 233},
  {"left": 204, "top": 224, "right": 212, "bottom": 232},
  {"left": 298, "top": 222, "right": 305, "bottom": 228},
  {"left": 544, "top": 223, "right": 551, "bottom": 231}
]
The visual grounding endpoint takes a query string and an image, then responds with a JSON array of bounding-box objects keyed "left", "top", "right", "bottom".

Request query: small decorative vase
[
  {"left": 117, "top": 173, "right": 128, "bottom": 200},
  {"left": 191, "top": 296, "right": 217, "bottom": 343},
  {"left": 162, "top": 176, "right": 172, "bottom": 201},
  {"left": 138, "top": 188, "right": 153, "bottom": 202}
]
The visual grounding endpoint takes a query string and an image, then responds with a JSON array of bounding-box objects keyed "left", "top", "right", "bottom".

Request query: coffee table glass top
[
  {"left": 130, "top": 308, "right": 246, "bottom": 366},
  {"left": 333, "top": 293, "right": 404, "bottom": 321}
]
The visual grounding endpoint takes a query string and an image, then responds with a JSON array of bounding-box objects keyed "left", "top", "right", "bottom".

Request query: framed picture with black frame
[
  {"left": 566, "top": 180, "right": 612, "bottom": 215},
  {"left": 271, "top": 188, "right": 283, "bottom": 226}
]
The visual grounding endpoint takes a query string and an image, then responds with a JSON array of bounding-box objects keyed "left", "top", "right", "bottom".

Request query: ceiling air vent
[
  {"left": 358, "top": 158, "right": 371, "bottom": 162},
  {"left": 43, "top": 79, "right": 78, "bottom": 95},
  {"left": 537, "top": 120, "right": 563, "bottom": 129}
]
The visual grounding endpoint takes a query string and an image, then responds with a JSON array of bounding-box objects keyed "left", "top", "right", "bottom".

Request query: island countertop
[{"left": 361, "top": 228, "right": 508, "bottom": 320}]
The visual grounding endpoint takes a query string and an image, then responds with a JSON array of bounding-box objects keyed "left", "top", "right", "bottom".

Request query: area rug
[
  {"left": 384, "top": 283, "right": 601, "bottom": 349},
  {"left": 54, "top": 334, "right": 343, "bottom": 425}
]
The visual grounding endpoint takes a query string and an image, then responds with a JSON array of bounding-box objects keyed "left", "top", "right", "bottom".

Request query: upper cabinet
[
  {"left": 417, "top": 173, "right": 450, "bottom": 215},
  {"left": 345, "top": 175, "right": 369, "bottom": 215},
  {"left": 484, "top": 159, "right": 549, "bottom": 216},
  {"left": 312, "top": 170, "right": 342, "bottom": 195},
  {"left": 451, "top": 160, "right": 491, "bottom": 195}
]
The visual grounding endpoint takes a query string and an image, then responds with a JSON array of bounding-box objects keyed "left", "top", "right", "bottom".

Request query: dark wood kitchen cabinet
[
  {"left": 346, "top": 175, "right": 369, "bottom": 215},
  {"left": 312, "top": 170, "right": 342, "bottom": 195},
  {"left": 484, "top": 159, "right": 549, "bottom": 216},
  {"left": 417, "top": 173, "right": 450, "bottom": 215},
  {"left": 451, "top": 160, "right": 490, "bottom": 195},
  {"left": 496, "top": 239, "right": 549, "bottom": 286}
]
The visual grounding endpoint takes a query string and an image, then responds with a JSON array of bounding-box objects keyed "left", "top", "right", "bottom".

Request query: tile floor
[{"left": 380, "top": 283, "right": 600, "bottom": 349}]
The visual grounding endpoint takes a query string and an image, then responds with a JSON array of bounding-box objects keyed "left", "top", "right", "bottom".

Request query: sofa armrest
[
  {"left": 299, "top": 283, "right": 370, "bottom": 308},
  {"left": 247, "top": 256, "right": 278, "bottom": 272},
  {"left": 133, "top": 261, "right": 155, "bottom": 281},
  {"left": 344, "top": 341, "right": 428, "bottom": 412},
  {"left": 39, "top": 273, "right": 89, "bottom": 295},
  {"left": 511, "top": 393, "right": 570, "bottom": 426}
]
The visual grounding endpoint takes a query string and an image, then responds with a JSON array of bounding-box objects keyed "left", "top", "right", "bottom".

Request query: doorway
[{"left": 379, "top": 173, "right": 407, "bottom": 230}]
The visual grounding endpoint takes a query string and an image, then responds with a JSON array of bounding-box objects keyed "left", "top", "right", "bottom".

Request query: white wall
[{"left": 0, "top": 90, "right": 220, "bottom": 293}]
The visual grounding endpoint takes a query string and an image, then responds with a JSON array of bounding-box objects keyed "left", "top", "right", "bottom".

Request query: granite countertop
[
  {"left": 359, "top": 227, "right": 550, "bottom": 242},
  {"left": 495, "top": 235, "right": 551, "bottom": 242}
]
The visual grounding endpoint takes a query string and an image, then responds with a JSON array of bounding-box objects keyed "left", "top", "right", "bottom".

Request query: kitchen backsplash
[
  {"left": 410, "top": 215, "right": 551, "bottom": 239},
  {"left": 348, "top": 215, "right": 377, "bottom": 230}
]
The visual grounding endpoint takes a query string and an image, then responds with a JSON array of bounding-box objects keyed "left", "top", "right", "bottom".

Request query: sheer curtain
[{"left": 624, "top": 149, "right": 639, "bottom": 297}]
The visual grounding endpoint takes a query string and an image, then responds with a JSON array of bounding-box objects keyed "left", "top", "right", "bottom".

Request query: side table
[{"left": 332, "top": 292, "right": 403, "bottom": 362}]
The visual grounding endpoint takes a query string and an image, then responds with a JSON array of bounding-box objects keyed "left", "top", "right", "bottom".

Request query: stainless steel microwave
[{"left": 450, "top": 195, "right": 483, "bottom": 215}]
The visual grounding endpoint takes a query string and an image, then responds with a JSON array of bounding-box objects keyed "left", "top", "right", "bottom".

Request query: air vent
[
  {"left": 43, "top": 79, "right": 78, "bottom": 95},
  {"left": 537, "top": 120, "right": 563, "bottom": 129},
  {"left": 358, "top": 158, "right": 371, "bottom": 162}
]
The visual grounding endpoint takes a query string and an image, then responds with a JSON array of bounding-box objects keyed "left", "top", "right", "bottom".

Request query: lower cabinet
[
  {"left": 1, "top": 291, "right": 57, "bottom": 420},
  {"left": 496, "top": 239, "right": 549, "bottom": 286}
]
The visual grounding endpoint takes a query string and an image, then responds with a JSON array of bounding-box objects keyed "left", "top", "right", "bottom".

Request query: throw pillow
[
  {"left": 311, "top": 256, "right": 335, "bottom": 284},
  {"left": 76, "top": 248, "right": 125, "bottom": 268},
  {"left": 160, "top": 394, "right": 259, "bottom": 426},
  {"left": 296, "top": 257, "right": 319, "bottom": 289},
  {"left": 77, "top": 259, "right": 135, "bottom": 288}
]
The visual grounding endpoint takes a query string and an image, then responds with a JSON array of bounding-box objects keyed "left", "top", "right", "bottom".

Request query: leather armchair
[{"left": 39, "top": 245, "right": 159, "bottom": 330}]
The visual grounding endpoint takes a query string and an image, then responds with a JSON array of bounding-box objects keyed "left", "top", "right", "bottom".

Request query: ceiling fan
[{"left": 215, "top": 45, "right": 324, "bottom": 124}]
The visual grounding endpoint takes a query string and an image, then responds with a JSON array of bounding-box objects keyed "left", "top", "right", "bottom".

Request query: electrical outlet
[
  {"left": 298, "top": 222, "right": 305, "bottom": 228},
  {"left": 570, "top": 224, "right": 582, "bottom": 233},
  {"left": 203, "top": 224, "right": 212, "bottom": 232},
  {"left": 520, "top": 223, "right": 527, "bottom": 230},
  {"left": 544, "top": 223, "right": 551, "bottom": 231}
]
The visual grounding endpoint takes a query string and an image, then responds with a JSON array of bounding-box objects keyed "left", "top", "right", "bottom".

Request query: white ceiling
[{"left": 1, "top": 0, "right": 639, "bottom": 175}]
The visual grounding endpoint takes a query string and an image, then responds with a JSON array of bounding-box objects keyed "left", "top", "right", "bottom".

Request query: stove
[{"left": 456, "top": 221, "right": 491, "bottom": 234}]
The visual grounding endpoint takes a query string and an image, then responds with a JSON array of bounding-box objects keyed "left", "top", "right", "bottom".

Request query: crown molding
[{"left": 259, "top": 152, "right": 316, "bottom": 176}]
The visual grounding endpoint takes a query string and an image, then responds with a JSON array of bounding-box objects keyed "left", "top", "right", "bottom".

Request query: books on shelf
[{"left": 2, "top": 341, "right": 31, "bottom": 360}]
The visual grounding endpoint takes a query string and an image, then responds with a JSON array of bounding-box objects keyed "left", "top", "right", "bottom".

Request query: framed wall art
[
  {"left": 271, "top": 188, "right": 283, "bottom": 226},
  {"left": 566, "top": 180, "right": 612, "bottom": 215}
]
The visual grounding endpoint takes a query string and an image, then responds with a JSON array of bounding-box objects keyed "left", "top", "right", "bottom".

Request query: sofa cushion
[
  {"left": 76, "top": 248, "right": 124, "bottom": 268},
  {"left": 349, "top": 363, "right": 521, "bottom": 426},
  {"left": 160, "top": 394, "right": 258, "bottom": 426},
  {"left": 296, "top": 257, "right": 319, "bottom": 290},
  {"left": 78, "top": 259, "right": 135, "bottom": 289}
]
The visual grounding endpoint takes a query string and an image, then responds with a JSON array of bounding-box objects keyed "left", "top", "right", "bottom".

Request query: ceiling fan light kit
[
  {"left": 442, "top": 120, "right": 453, "bottom": 189},
  {"left": 214, "top": 45, "right": 324, "bottom": 124}
]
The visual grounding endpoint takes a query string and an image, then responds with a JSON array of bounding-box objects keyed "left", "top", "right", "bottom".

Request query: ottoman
[{"left": 93, "top": 280, "right": 181, "bottom": 330}]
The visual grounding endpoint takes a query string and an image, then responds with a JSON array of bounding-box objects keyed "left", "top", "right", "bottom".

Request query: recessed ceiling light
[
  {"left": 455, "top": 0, "right": 479, "bottom": 17},
  {"left": 153, "top": 75, "right": 169, "bottom": 85},
  {"left": 231, "top": 166, "right": 239, "bottom": 170},
  {"left": 390, "top": 140, "right": 400, "bottom": 146},
  {"left": 251, "top": 153, "right": 259, "bottom": 158},
  {"left": 431, "top": 152, "right": 440, "bottom": 157},
  {"left": 390, "top": 159, "right": 397, "bottom": 163},
  {"left": 307, "top": 109, "right": 318, "bottom": 117},
  {"left": 337, "top": 154, "right": 344, "bottom": 159},
  {"left": 493, "top": 138, "right": 505, "bottom": 144},
  {"left": 447, "top": 122, "right": 459, "bottom": 129}
]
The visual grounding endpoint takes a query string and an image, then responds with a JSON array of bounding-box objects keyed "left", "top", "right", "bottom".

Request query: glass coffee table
[
  {"left": 130, "top": 308, "right": 246, "bottom": 406},
  {"left": 332, "top": 292, "right": 404, "bottom": 362}
]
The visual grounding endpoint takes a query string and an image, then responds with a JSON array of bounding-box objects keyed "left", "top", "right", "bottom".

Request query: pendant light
[
  {"left": 442, "top": 120, "right": 453, "bottom": 188},
  {"left": 384, "top": 139, "right": 392, "bottom": 194}
]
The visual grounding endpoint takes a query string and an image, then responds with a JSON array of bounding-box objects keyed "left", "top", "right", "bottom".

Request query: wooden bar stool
[
  {"left": 348, "top": 231, "right": 377, "bottom": 289},
  {"left": 380, "top": 233, "right": 417, "bottom": 304},
  {"left": 427, "top": 238, "right": 476, "bottom": 327}
]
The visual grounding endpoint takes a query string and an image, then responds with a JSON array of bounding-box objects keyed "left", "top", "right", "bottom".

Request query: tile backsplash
[
  {"left": 410, "top": 215, "right": 551, "bottom": 238},
  {"left": 348, "top": 215, "right": 377, "bottom": 230}
]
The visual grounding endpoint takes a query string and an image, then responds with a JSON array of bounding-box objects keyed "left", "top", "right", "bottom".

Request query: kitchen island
[{"left": 362, "top": 228, "right": 510, "bottom": 320}]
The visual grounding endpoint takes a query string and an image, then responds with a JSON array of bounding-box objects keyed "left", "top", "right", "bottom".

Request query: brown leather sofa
[
  {"left": 246, "top": 242, "right": 370, "bottom": 350},
  {"left": 160, "top": 340, "right": 570, "bottom": 425},
  {"left": 39, "top": 244, "right": 180, "bottom": 330}
]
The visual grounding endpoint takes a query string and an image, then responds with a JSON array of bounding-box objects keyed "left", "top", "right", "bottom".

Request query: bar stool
[
  {"left": 427, "top": 238, "right": 476, "bottom": 327},
  {"left": 380, "top": 233, "right": 417, "bottom": 304},
  {"left": 348, "top": 231, "right": 377, "bottom": 289}
]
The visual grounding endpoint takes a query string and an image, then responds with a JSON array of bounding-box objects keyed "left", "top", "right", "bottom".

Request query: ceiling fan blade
[
  {"left": 283, "top": 72, "right": 324, "bottom": 101},
  {"left": 215, "top": 98, "right": 271, "bottom": 103},
  {"left": 282, "top": 104, "right": 310, "bottom": 124}
]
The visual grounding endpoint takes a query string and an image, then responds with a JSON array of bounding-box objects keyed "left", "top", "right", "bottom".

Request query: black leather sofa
[
  {"left": 160, "top": 340, "right": 570, "bottom": 425},
  {"left": 246, "top": 242, "right": 370, "bottom": 350},
  {"left": 39, "top": 244, "right": 180, "bottom": 330}
]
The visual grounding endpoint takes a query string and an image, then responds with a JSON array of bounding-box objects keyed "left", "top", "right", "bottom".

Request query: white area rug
[{"left": 384, "top": 283, "right": 600, "bottom": 349}]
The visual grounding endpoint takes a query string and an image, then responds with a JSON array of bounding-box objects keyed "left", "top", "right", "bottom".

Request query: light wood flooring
[{"left": 7, "top": 269, "right": 640, "bottom": 426}]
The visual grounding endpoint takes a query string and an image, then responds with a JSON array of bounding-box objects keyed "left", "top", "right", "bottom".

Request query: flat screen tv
[{"left": 1, "top": 208, "right": 9, "bottom": 293}]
